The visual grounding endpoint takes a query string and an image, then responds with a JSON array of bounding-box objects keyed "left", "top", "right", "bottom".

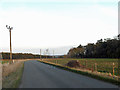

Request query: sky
[{"left": 0, "top": 0, "right": 119, "bottom": 55}]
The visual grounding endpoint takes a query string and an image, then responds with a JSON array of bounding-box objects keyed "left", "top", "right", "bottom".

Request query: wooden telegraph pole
[
  {"left": 40, "top": 49, "right": 41, "bottom": 59},
  {"left": 6, "top": 25, "right": 13, "bottom": 63},
  {"left": 46, "top": 49, "right": 48, "bottom": 59},
  {"left": 53, "top": 50, "right": 54, "bottom": 59}
]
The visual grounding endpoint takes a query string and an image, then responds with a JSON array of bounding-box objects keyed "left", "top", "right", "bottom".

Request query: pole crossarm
[{"left": 6, "top": 25, "right": 13, "bottom": 30}]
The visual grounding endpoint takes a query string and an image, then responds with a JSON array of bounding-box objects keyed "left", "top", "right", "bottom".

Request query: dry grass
[
  {"left": 43, "top": 58, "right": 118, "bottom": 76},
  {"left": 2, "top": 61, "right": 24, "bottom": 88},
  {"left": 2, "top": 61, "right": 22, "bottom": 77}
]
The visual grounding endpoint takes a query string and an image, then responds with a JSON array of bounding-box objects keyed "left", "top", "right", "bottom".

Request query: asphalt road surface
[{"left": 19, "top": 60, "right": 118, "bottom": 88}]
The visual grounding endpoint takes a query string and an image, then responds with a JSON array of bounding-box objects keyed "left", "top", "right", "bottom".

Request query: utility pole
[
  {"left": 53, "top": 50, "right": 54, "bottom": 58},
  {"left": 6, "top": 25, "right": 13, "bottom": 63},
  {"left": 46, "top": 49, "right": 48, "bottom": 59},
  {"left": 40, "top": 49, "right": 41, "bottom": 59}
]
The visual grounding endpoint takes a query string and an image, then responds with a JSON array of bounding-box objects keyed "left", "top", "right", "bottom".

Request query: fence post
[
  {"left": 56, "top": 60, "right": 57, "bottom": 64},
  {"left": 92, "top": 63, "right": 94, "bottom": 72},
  {"left": 85, "top": 60, "right": 87, "bottom": 68},
  {"left": 113, "top": 62, "right": 115, "bottom": 77},
  {"left": 95, "top": 63, "right": 97, "bottom": 72}
]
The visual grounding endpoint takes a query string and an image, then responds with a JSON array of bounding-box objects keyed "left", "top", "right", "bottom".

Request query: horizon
[{"left": 0, "top": 35, "right": 118, "bottom": 55}]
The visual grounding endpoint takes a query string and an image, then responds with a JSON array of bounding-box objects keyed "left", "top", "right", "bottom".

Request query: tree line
[
  {"left": 1, "top": 52, "right": 52, "bottom": 59},
  {"left": 67, "top": 35, "right": 120, "bottom": 58}
]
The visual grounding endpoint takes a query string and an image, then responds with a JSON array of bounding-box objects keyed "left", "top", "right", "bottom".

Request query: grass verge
[
  {"left": 2, "top": 61, "right": 24, "bottom": 88},
  {"left": 44, "top": 58, "right": 118, "bottom": 76},
  {"left": 38, "top": 60, "right": 120, "bottom": 86}
]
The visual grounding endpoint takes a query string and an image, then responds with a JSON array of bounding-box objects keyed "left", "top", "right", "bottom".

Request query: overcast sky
[{"left": 0, "top": 0, "right": 119, "bottom": 55}]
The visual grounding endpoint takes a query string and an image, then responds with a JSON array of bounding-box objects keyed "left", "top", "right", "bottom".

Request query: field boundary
[{"left": 38, "top": 60, "right": 120, "bottom": 85}]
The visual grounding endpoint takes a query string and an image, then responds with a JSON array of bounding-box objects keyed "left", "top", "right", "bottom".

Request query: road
[{"left": 19, "top": 60, "right": 118, "bottom": 88}]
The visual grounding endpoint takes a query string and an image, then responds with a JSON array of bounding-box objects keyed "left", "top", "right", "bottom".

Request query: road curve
[{"left": 19, "top": 60, "right": 118, "bottom": 88}]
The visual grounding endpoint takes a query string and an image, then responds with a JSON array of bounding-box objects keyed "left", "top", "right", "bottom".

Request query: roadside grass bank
[
  {"left": 44, "top": 58, "right": 118, "bottom": 76},
  {"left": 38, "top": 60, "right": 120, "bottom": 85},
  {"left": 2, "top": 61, "right": 24, "bottom": 88}
]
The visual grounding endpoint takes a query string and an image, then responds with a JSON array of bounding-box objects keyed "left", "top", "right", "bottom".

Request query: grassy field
[
  {"left": 44, "top": 58, "right": 118, "bottom": 76},
  {"left": 38, "top": 60, "right": 119, "bottom": 85},
  {"left": 2, "top": 61, "right": 24, "bottom": 88}
]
